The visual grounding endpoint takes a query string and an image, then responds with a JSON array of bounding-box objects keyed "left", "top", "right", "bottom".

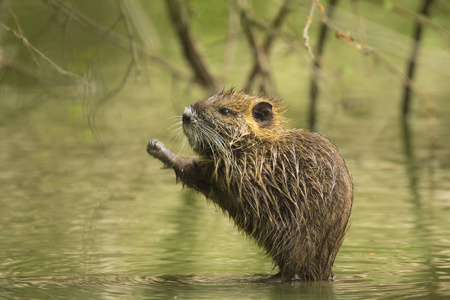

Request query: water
[
  {"left": 1, "top": 1, "right": 450, "bottom": 299},
  {"left": 1, "top": 82, "right": 449, "bottom": 299}
]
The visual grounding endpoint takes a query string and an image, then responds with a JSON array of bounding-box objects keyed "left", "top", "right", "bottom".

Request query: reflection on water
[{"left": 1, "top": 274, "right": 340, "bottom": 299}]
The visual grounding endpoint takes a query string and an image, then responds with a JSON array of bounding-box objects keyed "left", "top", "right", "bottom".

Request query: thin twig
[
  {"left": 244, "top": 0, "right": 292, "bottom": 92},
  {"left": 42, "top": 0, "right": 189, "bottom": 82},
  {"left": 303, "top": 0, "right": 435, "bottom": 134},
  {"left": 263, "top": 0, "right": 293, "bottom": 53},
  {"left": 325, "top": 12, "right": 435, "bottom": 130},
  {"left": 350, "top": 0, "right": 369, "bottom": 72},
  {"left": 1, "top": 22, "right": 83, "bottom": 81},
  {"left": 87, "top": 59, "right": 135, "bottom": 151},
  {"left": 308, "top": 0, "right": 338, "bottom": 131},
  {"left": 237, "top": 0, "right": 273, "bottom": 94},
  {"left": 366, "top": 0, "right": 449, "bottom": 39},
  {"left": 303, "top": 0, "right": 317, "bottom": 59},
  {"left": 5, "top": 3, "right": 40, "bottom": 66},
  {"left": 103, "top": 15, "right": 124, "bottom": 42},
  {"left": 368, "top": 49, "right": 434, "bottom": 132},
  {"left": 118, "top": 0, "right": 141, "bottom": 79}
]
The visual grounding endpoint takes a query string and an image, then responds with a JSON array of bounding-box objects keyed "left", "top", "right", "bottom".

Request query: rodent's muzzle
[
  {"left": 181, "top": 106, "right": 198, "bottom": 151},
  {"left": 182, "top": 106, "right": 195, "bottom": 126},
  {"left": 182, "top": 111, "right": 191, "bottom": 125}
]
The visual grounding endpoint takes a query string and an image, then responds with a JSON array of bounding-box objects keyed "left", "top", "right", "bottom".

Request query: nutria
[{"left": 147, "top": 90, "right": 353, "bottom": 282}]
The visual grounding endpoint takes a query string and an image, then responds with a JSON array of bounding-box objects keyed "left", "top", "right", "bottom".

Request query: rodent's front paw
[
  {"left": 147, "top": 139, "right": 165, "bottom": 157},
  {"left": 147, "top": 139, "right": 174, "bottom": 167}
]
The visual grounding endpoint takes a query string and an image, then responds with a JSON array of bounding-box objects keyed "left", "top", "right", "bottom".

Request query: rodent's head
[{"left": 182, "top": 90, "right": 286, "bottom": 158}]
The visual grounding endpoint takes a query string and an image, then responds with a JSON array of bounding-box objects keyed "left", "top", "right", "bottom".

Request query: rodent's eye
[{"left": 219, "top": 108, "right": 232, "bottom": 116}]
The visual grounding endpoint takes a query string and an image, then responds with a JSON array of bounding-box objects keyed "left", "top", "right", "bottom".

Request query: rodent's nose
[
  {"left": 182, "top": 111, "right": 191, "bottom": 125},
  {"left": 183, "top": 107, "right": 196, "bottom": 125}
]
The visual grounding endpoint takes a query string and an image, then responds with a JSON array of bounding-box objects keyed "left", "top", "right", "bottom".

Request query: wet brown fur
[{"left": 147, "top": 89, "right": 353, "bottom": 282}]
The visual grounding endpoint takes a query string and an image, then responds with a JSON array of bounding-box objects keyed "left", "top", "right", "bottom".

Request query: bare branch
[
  {"left": 318, "top": 5, "right": 434, "bottom": 126},
  {"left": 5, "top": 3, "right": 40, "bottom": 66},
  {"left": 165, "top": 0, "right": 221, "bottom": 93},
  {"left": 245, "top": 0, "right": 293, "bottom": 92},
  {"left": 402, "top": 0, "right": 435, "bottom": 117},
  {"left": 236, "top": 0, "right": 273, "bottom": 95},
  {"left": 308, "top": 0, "right": 339, "bottom": 131},
  {"left": 1, "top": 22, "right": 83, "bottom": 81},
  {"left": 118, "top": 0, "right": 141, "bottom": 79},
  {"left": 87, "top": 59, "right": 135, "bottom": 151},
  {"left": 303, "top": 0, "right": 435, "bottom": 133},
  {"left": 367, "top": 0, "right": 450, "bottom": 39},
  {"left": 303, "top": 0, "right": 317, "bottom": 59},
  {"left": 370, "top": 50, "right": 435, "bottom": 131}
]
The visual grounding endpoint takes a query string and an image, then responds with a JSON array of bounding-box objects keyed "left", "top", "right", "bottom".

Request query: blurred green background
[{"left": 1, "top": 0, "right": 449, "bottom": 299}]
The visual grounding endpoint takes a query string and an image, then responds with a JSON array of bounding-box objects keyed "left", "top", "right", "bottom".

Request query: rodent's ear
[{"left": 252, "top": 101, "right": 273, "bottom": 125}]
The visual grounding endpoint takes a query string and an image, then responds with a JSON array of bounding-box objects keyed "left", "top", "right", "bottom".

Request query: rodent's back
[
  {"left": 211, "top": 126, "right": 352, "bottom": 228},
  {"left": 212, "top": 127, "right": 352, "bottom": 280}
]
